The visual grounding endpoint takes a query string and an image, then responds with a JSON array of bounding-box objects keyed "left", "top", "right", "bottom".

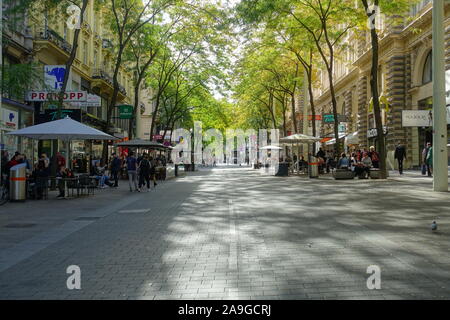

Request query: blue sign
[{"left": 44, "top": 65, "right": 66, "bottom": 90}]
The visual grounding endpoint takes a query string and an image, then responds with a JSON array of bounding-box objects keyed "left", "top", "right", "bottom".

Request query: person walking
[
  {"left": 110, "top": 153, "right": 122, "bottom": 187},
  {"left": 426, "top": 145, "right": 433, "bottom": 176},
  {"left": 394, "top": 142, "right": 407, "bottom": 175},
  {"left": 126, "top": 152, "right": 139, "bottom": 192},
  {"left": 138, "top": 154, "right": 151, "bottom": 192},
  {"left": 422, "top": 142, "right": 432, "bottom": 177},
  {"left": 150, "top": 156, "right": 158, "bottom": 187}
]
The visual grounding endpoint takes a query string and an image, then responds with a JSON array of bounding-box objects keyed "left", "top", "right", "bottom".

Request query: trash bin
[
  {"left": 10, "top": 163, "right": 27, "bottom": 201},
  {"left": 309, "top": 156, "right": 319, "bottom": 178}
]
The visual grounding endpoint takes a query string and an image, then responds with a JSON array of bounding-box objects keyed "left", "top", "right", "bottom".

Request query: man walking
[
  {"left": 110, "top": 153, "right": 122, "bottom": 187},
  {"left": 422, "top": 142, "right": 432, "bottom": 177},
  {"left": 126, "top": 152, "right": 139, "bottom": 192},
  {"left": 394, "top": 142, "right": 407, "bottom": 175}
]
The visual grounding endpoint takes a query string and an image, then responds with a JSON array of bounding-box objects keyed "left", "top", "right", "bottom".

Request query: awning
[
  {"left": 345, "top": 132, "right": 359, "bottom": 145},
  {"left": 324, "top": 133, "right": 346, "bottom": 146}
]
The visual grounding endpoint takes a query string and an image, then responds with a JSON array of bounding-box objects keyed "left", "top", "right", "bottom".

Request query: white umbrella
[
  {"left": 260, "top": 145, "right": 282, "bottom": 150},
  {"left": 279, "top": 133, "right": 321, "bottom": 144},
  {"left": 7, "top": 116, "right": 116, "bottom": 141},
  {"left": 7, "top": 116, "right": 117, "bottom": 198},
  {"left": 325, "top": 133, "right": 347, "bottom": 146}
]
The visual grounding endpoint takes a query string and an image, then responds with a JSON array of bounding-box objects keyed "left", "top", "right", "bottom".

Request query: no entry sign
[{"left": 26, "top": 91, "right": 88, "bottom": 102}]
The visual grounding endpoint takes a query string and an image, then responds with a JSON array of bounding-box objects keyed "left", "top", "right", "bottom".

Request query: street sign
[
  {"left": 71, "top": 94, "right": 101, "bottom": 107},
  {"left": 118, "top": 105, "right": 133, "bottom": 119},
  {"left": 322, "top": 113, "right": 347, "bottom": 123},
  {"left": 26, "top": 91, "right": 87, "bottom": 102}
]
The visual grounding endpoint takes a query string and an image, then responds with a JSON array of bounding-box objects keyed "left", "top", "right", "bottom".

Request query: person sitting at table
[
  {"left": 56, "top": 167, "right": 76, "bottom": 198},
  {"left": 93, "top": 161, "right": 113, "bottom": 188},
  {"left": 354, "top": 152, "right": 372, "bottom": 179},
  {"left": 31, "top": 160, "right": 49, "bottom": 200},
  {"left": 337, "top": 153, "right": 350, "bottom": 169}
]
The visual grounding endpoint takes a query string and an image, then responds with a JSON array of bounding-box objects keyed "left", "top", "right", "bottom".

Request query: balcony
[
  {"left": 92, "top": 68, "right": 127, "bottom": 100},
  {"left": 92, "top": 68, "right": 114, "bottom": 86},
  {"left": 35, "top": 27, "right": 72, "bottom": 55}
]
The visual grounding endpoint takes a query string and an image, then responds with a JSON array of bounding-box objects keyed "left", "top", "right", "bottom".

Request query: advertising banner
[{"left": 44, "top": 65, "right": 66, "bottom": 91}]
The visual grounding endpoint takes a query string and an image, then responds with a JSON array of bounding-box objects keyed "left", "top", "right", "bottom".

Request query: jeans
[
  {"left": 139, "top": 173, "right": 150, "bottom": 189},
  {"left": 111, "top": 170, "right": 119, "bottom": 186},
  {"left": 397, "top": 159, "right": 404, "bottom": 174},
  {"left": 128, "top": 170, "right": 138, "bottom": 190}
]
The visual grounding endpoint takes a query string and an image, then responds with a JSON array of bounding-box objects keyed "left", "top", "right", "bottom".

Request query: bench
[{"left": 333, "top": 168, "right": 355, "bottom": 180}]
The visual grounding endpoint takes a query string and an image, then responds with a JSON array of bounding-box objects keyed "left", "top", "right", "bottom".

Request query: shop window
[{"left": 422, "top": 50, "right": 432, "bottom": 84}]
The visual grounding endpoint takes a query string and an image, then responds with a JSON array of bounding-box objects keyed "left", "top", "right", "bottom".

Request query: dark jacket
[
  {"left": 110, "top": 157, "right": 122, "bottom": 172},
  {"left": 394, "top": 146, "right": 406, "bottom": 160}
]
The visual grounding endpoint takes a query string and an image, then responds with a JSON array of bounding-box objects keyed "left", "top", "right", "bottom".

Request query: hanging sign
[{"left": 118, "top": 105, "right": 134, "bottom": 119}]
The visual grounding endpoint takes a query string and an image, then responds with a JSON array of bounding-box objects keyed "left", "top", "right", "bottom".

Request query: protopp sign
[{"left": 26, "top": 91, "right": 88, "bottom": 102}]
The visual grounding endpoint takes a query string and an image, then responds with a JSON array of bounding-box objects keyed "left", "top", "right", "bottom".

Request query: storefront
[{"left": 1, "top": 97, "right": 35, "bottom": 162}]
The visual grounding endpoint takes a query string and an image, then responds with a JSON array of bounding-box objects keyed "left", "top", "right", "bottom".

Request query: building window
[
  {"left": 93, "top": 50, "right": 98, "bottom": 68},
  {"left": 422, "top": 50, "right": 432, "bottom": 84},
  {"left": 83, "top": 40, "right": 88, "bottom": 65}
]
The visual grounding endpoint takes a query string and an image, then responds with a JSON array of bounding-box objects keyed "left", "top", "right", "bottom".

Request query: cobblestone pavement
[{"left": 0, "top": 167, "right": 449, "bottom": 300}]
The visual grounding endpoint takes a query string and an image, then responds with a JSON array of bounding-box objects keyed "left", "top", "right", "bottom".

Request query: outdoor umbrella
[
  {"left": 7, "top": 116, "right": 117, "bottom": 198},
  {"left": 279, "top": 133, "right": 321, "bottom": 144},
  {"left": 260, "top": 145, "right": 282, "bottom": 150},
  {"left": 279, "top": 134, "right": 321, "bottom": 175},
  {"left": 7, "top": 116, "right": 116, "bottom": 141}
]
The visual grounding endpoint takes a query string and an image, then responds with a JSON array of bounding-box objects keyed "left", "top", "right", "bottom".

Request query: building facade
[{"left": 309, "top": 0, "right": 450, "bottom": 169}]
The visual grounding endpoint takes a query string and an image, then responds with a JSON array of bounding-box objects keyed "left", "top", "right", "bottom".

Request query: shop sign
[
  {"left": 367, "top": 126, "right": 387, "bottom": 138},
  {"left": 296, "top": 114, "right": 322, "bottom": 121},
  {"left": 118, "top": 105, "right": 133, "bottom": 119},
  {"left": 26, "top": 91, "right": 87, "bottom": 102},
  {"left": 35, "top": 109, "right": 82, "bottom": 124},
  {"left": 71, "top": 94, "right": 101, "bottom": 107},
  {"left": 1, "top": 109, "right": 19, "bottom": 130},
  {"left": 322, "top": 113, "right": 347, "bottom": 123},
  {"left": 44, "top": 65, "right": 66, "bottom": 91},
  {"left": 402, "top": 110, "right": 432, "bottom": 127}
]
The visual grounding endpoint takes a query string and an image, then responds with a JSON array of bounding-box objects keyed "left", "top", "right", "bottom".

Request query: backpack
[{"left": 140, "top": 159, "right": 150, "bottom": 170}]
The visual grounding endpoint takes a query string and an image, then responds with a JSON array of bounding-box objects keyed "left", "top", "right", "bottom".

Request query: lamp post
[{"left": 432, "top": 0, "right": 448, "bottom": 192}]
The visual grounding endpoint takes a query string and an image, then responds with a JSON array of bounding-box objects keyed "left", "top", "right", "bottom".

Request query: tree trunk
[
  {"left": 306, "top": 68, "right": 317, "bottom": 155},
  {"left": 290, "top": 92, "right": 298, "bottom": 133},
  {"left": 325, "top": 54, "right": 341, "bottom": 157},
  {"left": 102, "top": 44, "right": 125, "bottom": 163},
  {"left": 52, "top": 0, "right": 88, "bottom": 181},
  {"left": 129, "top": 78, "right": 141, "bottom": 140},
  {"left": 363, "top": 0, "right": 387, "bottom": 178}
]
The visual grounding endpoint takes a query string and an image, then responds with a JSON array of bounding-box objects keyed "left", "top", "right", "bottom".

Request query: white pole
[{"left": 432, "top": 0, "right": 448, "bottom": 192}]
